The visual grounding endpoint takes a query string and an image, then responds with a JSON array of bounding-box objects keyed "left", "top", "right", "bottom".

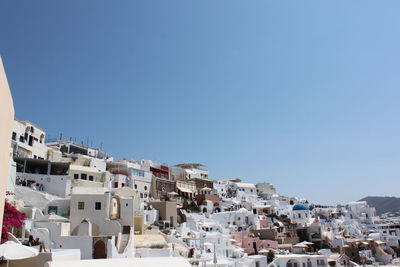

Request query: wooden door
[{"left": 93, "top": 240, "right": 107, "bottom": 259}]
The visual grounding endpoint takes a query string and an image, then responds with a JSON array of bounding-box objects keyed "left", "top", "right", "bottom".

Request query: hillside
[{"left": 359, "top": 196, "right": 400, "bottom": 216}]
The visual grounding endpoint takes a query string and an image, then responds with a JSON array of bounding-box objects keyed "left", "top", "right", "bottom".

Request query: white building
[
  {"left": 213, "top": 181, "right": 228, "bottom": 198},
  {"left": 111, "top": 174, "right": 128, "bottom": 189},
  {"left": 346, "top": 201, "right": 377, "bottom": 223},
  {"left": 291, "top": 203, "right": 311, "bottom": 226},
  {"left": 69, "top": 187, "right": 140, "bottom": 237},
  {"left": 15, "top": 158, "right": 71, "bottom": 197},
  {"left": 46, "top": 140, "right": 112, "bottom": 161},
  {"left": 256, "top": 182, "right": 276, "bottom": 195},
  {"left": 129, "top": 167, "right": 152, "bottom": 200},
  {"left": 234, "top": 182, "right": 258, "bottom": 197},
  {"left": 107, "top": 160, "right": 152, "bottom": 200},
  {"left": 170, "top": 163, "right": 209, "bottom": 181},
  {"left": 11, "top": 119, "right": 48, "bottom": 159},
  {"left": 270, "top": 254, "right": 329, "bottom": 267},
  {"left": 70, "top": 164, "right": 111, "bottom": 189},
  {"left": 210, "top": 208, "right": 258, "bottom": 231}
]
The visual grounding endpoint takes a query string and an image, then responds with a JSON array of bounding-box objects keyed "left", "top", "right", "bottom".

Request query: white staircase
[{"left": 118, "top": 234, "right": 130, "bottom": 254}]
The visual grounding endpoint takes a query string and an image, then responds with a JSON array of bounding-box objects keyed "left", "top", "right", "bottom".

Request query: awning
[{"left": 177, "top": 186, "right": 195, "bottom": 194}]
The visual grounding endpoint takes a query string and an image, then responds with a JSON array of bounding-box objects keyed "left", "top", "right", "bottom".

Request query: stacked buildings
[{"left": 1, "top": 118, "right": 400, "bottom": 267}]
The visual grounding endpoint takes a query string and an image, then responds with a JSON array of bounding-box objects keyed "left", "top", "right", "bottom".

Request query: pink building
[
  {"left": 259, "top": 215, "right": 269, "bottom": 228},
  {"left": 231, "top": 230, "right": 278, "bottom": 255}
]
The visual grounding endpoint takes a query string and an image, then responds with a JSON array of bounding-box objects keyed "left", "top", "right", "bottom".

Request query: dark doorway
[
  {"left": 253, "top": 241, "right": 258, "bottom": 254},
  {"left": 122, "top": 226, "right": 130, "bottom": 234},
  {"left": 93, "top": 240, "right": 107, "bottom": 259}
]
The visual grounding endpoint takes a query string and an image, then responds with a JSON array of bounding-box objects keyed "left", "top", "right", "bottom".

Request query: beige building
[
  {"left": 149, "top": 200, "right": 178, "bottom": 227},
  {"left": 0, "top": 57, "right": 15, "bottom": 238}
]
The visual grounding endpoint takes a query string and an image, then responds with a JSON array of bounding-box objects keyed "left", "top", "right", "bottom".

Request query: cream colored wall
[{"left": 0, "top": 57, "right": 15, "bottom": 238}]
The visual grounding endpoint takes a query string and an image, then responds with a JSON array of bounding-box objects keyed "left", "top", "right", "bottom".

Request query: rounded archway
[{"left": 110, "top": 197, "right": 120, "bottom": 219}]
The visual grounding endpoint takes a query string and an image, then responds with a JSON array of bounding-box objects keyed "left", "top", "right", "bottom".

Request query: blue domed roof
[{"left": 293, "top": 203, "right": 309, "bottom": 211}]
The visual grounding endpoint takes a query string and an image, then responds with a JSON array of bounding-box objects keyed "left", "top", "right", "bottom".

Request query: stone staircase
[{"left": 118, "top": 234, "right": 130, "bottom": 254}]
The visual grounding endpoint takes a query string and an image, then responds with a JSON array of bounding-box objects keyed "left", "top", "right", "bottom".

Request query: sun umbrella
[
  {"left": 298, "top": 241, "right": 314, "bottom": 246},
  {"left": 0, "top": 241, "right": 39, "bottom": 267},
  {"left": 294, "top": 243, "right": 309, "bottom": 248}
]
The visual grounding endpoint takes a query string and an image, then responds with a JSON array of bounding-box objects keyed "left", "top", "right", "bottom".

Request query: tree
[
  {"left": 267, "top": 250, "right": 275, "bottom": 263},
  {"left": 2, "top": 201, "right": 26, "bottom": 243},
  {"left": 188, "top": 201, "right": 200, "bottom": 212},
  {"left": 183, "top": 198, "right": 189, "bottom": 210}
]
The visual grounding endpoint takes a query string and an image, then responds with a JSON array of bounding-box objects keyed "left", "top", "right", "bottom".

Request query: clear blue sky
[{"left": 1, "top": 1, "right": 400, "bottom": 205}]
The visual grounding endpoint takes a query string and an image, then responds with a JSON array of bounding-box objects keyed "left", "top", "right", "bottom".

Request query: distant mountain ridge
[{"left": 359, "top": 196, "right": 400, "bottom": 215}]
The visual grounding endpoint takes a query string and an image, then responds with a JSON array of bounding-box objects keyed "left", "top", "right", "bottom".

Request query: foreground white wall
[
  {"left": 0, "top": 57, "right": 14, "bottom": 238},
  {"left": 45, "top": 257, "right": 192, "bottom": 267}
]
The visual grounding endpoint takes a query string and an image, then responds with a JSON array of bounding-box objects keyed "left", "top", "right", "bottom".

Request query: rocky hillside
[{"left": 359, "top": 196, "right": 400, "bottom": 216}]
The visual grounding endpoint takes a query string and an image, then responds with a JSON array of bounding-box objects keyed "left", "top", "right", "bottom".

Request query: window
[
  {"left": 95, "top": 202, "right": 101, "bottom": 210},
  {"left": 132, "top": 168, "right": 145, "bottom": 177},
  {"left": 134, "top": 184, "right": 137, "bottom": 189},
  {"left": 89, "top": 175, "right": 94, "bottom": 181},
  {"left": 81, "top": 174, "right": 87, "bottom": 180},
  {"left": 78, "top": 202, "right": 84, "bottom": 210},
  {"left": 144, "top": 185, "right": 147, "bottom": 191},
  {"left": 48, "top": 205, "right": 58, "bottom": 214},
  {"left": 307, "top": 261, "right": 312, "bottom": 267},
  {"left": 28, "top": 136, "right": 33, "bottom": 146},
  {"left": 19, "top": 136, "right": 24, "bottom": 142},
  {"left": 126, "top": 203, "right": 128, "bottom": 207},
  {"left": 74, "top": 174, "right": 79, "bottom": 179},
  {"left": 114, "top": 182, "right": 118, "bottom": 188},
  {"left": 255, "top": 262, "right": 260, "bottom": 267},
  {"left": 11, "top": 132, "right": 16, "bottom": 141}
]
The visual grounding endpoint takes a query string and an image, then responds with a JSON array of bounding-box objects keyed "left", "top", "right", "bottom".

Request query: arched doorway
[
  {"left": 110, "top": 197, "right": 120, "bottom": 219},
  {"left": 286, "top": 260, "right": 299, "bottom": 267},
  {"left": 93, "top": 240, "right": 107, "bottom": 259}
]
